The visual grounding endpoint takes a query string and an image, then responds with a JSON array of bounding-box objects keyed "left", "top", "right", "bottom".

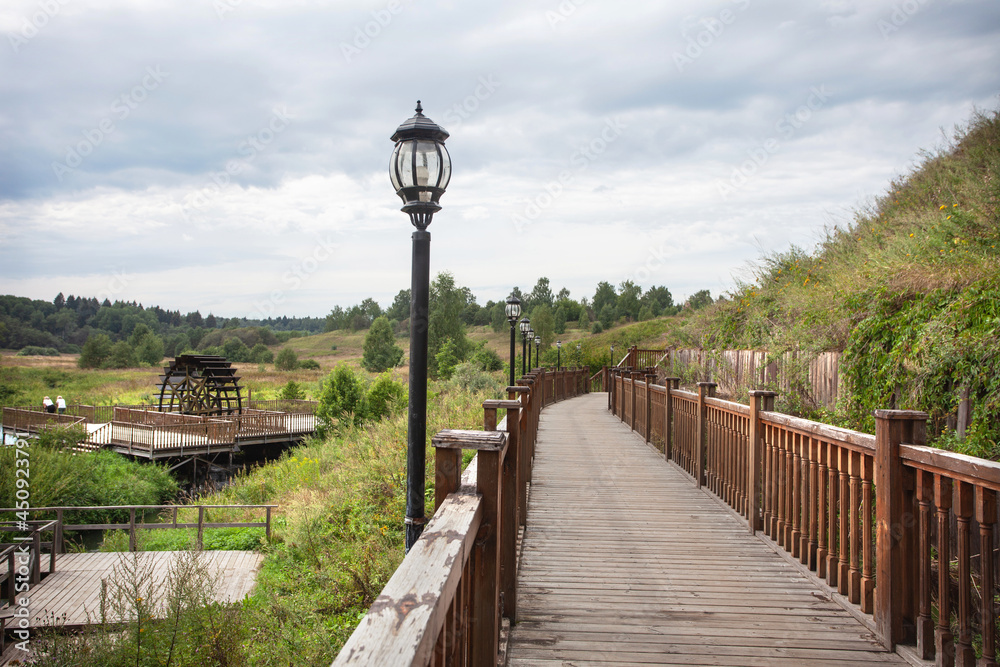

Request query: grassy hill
[{"left": 689, "top": 105, "right": 1000, "bottom": 456}]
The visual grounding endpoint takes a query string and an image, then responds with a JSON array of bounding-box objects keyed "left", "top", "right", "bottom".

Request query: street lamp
[
  {"left": 527, "top": 329, "right": 535, "bottom": 369},
  {"left": 576, "top": 342, "right": 581, "bottom": 367},
  {"left": 519, "top": 317, "right": 531, "bottom": 376},
  {"left": 505, "top": 295, "right": 521, "bottom": 388},
  {"left": 556, "top": 340, "right": 562, "bottom": 370},
  {"left": 610, "top": 344, "right": 614, "bottom": 367},
  {"left": 390, "top": 101, "right": 451, "bottom": 552},
  {"left": 534, "top": 335, "right": 541, "bottom": 369}
]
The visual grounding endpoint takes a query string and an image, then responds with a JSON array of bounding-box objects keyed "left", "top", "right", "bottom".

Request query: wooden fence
[
  {"left": 609, "top": 366, "right": 1000, "bottom": 665},
  {"left": 333, "top": 367, "right": 589, "bottom": 666}
]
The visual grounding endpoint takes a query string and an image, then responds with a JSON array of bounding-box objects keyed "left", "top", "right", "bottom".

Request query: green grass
[{"left": 693, "top": 105, "right": 1000, "bottom": 455}]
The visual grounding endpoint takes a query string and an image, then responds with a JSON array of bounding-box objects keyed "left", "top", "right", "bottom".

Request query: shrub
[
  {"left": 316, "top": 365, "right": 367, "bottom": 436},
  {"left": 279, "top": 380, "right": 306, "bottom": 400},
  {"left": 78, "top": 333, "right": 113, "bottom": 368},
  {"left": 362, "top": 316, "right": 404, "bottom": 373},
  {"left": 447, "top": 362, "right": 504, "bottom": 394},
  {"left": 298, "top": 359, "right": 321, "bottom": 371},
  {"left": 275, "top": 347, "right": 299, "bottom": 371},
  {"left": 17, "top": 346, "right": 60, "bottom": 356},
  {"left": 591, "top": 321, "right": 604, "bottom": 334},
  {"left": 250, "top": 343, "right": 274, "bottom": 364},
  {"left": 106, "top": 340, "right": 138, "bottom": 368},
  {"left": 470, "top": 345, "right": 503, "bottom": 372},
  {"left": 365, "top": 374, "right": 406, "bottom": 421}
]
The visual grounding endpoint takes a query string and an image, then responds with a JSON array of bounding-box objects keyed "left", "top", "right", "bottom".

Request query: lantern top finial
[
  {"left": 415, "top": 100, "right": 423, "bottom": 115},
  {"left": 391, "top": 102, "right": 449, "bottom": 143}
]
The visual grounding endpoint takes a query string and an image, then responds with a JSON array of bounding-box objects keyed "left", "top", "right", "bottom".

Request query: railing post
[
  {"left": 56, "top": 508, "right": 65, "bottom": 554},
  {"left": 874, "top": 409, "right": 925, "bottom": 649},
  {"left": 695, "top": 382, "right": 716, "bottom": 488},
  {"left": 265, "top": 506, "right": 272, "bottom": 543},
  {"left": 663, "top": 377, "right": 679, "bottom": 461},
  {"left": 608, "top": 368, "right": 615, "bottom": 414},
  {"left": 472, "top": 437, "right": 506, "bottom": 665},
  {"left": 629, "top": 371, "right": 640, "bottom": 431},
  {"left": 507, "top": 386, "right": 531, "bottom": 528},
  {"left": 644, "top": 372, "right": 655, "bottom": 443},
  {"left": 129, "top": 508, "right": 137, "bottom": 552},
  {"left": 747, "top": 390, "right": 777, "bottom": 534},
  {"left": 197, "top": 506, "right": 205, "bottom": 550},
  {"left": 485, "top": 398, "right": 522, "bottom": 624}
]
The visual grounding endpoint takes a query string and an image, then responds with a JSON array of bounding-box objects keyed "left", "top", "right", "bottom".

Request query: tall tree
[
  {"left": 428, "top": 272, "right": 470, "bottom": 377},
  {"left": 362, "top": 316, "right": 404, "bottom": 372},
  {"left": 387, "top": 289, "right": 411, "bottom": 321},
  {"left": 617, "top": 280, "right": 642, "bottom": 321},
  {"left": 529, "top": 277, "right": 554, "bottom": 309},
  {"left": 593, "top": 281, "right": 617, "bottom": 315}
]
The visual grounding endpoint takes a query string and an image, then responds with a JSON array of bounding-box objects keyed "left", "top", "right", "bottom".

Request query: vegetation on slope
[{"left": 695, "top": 106, "right": 1000, "bottom": 456}]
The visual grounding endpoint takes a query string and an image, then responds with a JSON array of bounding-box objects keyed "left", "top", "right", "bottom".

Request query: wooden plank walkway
[
  {"left": 3, "top": 550, "right": 263, "bottom": 629},
  {"left": 507, "top": 394, "right": 905, "bottom": 666}
]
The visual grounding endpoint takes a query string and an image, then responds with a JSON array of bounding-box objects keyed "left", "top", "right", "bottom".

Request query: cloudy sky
[{"left": 1, "top": 0, "right": 998, "bottom": 319}]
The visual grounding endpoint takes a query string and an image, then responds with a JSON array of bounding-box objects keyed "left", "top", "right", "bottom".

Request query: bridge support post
[
  {"left": 874, "top": 409, "right": 925, "bottom": 650},
  {"left": 696, "top": 383, "right": 716, "bottom": 489},
  {"left": 663, "top": 378, "right": 679, "bottom": 462},
  {"left": 748, "top": 390, "right": 777, "bottom": 534},
  {"left": 507, "top": 386, "right": 531, "bottom": 528}
]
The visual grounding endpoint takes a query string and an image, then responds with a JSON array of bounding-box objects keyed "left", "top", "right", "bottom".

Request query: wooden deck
[
  {"left": 3, "top": 550, "right": 263, "bottom": 629},
  {"left": 507, "top": 393, "right": 905, "bottom": 666}
]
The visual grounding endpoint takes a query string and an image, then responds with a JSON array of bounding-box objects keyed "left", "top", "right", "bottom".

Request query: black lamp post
[
  {"left": 527, "top": 329, "right": 535, "bottom": 369},
  {"left": 390, "top": 101, "right": 451, "bottom": 552},
  {"left": 556, "top": 340, "right": 562, "bottom": 370},
  {"left": 505, "top": 295, "right": 521, "bottom": 388},
  {"left": 534, "top": 335, "right": 541, "bottom": 369},
  {"left": 610, "top": 344, "right": 614, "bottom": 367},
  {"left": 519, "top": 317, "right": 530, "bottom": 376},
  {"left": 576, "top": 342, "right": 581, "bottom": 367}
]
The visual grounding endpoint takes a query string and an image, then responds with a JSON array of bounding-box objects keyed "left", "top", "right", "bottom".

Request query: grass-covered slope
[{"left": 696, "top": 106, "right": 1000, "bottom": 456}]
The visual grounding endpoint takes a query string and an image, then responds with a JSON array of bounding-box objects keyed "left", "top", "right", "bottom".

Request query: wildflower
[
  {"left": 909, "top": 233, "right": 914, "bottom": 237},
  {"left": 948, "top": 215, "right": 952, "bottom": 219},
  {"left": 939, "top": 205, "right": 946, "bottom": 210}
]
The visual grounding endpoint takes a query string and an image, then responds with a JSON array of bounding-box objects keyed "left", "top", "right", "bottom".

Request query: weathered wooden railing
[
  {"left": 333, "top": 367, "right": 588, "bottom": 666},
  {"left": 0, "top": 407, "right": 87, "bottom": 433},
  {"left": 0, "top": 504, "right": 276, "bottom": 552},
  {"left": 609, "top": 366, "right": 1000, "bottom": 665}
]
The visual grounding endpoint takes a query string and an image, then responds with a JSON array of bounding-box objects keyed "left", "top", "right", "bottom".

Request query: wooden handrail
[{"left": 609, "top": 374, "right": 1000, "bottom": 662}]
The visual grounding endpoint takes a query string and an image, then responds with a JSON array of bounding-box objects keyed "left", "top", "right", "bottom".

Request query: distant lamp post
[
  {"left": 534, "top": 335, "right": 541, "bottom": 368},
  {"left": 610, "top": 344, "right": 614, "bottom": 367},
  {"left": 556, "top": 340, "right": 562, "bottom": 369},
  {"left": 390, "top": 100, "right": 451, "bottom": 552},
  {"left": 519, "top": 317, "right": 531, "bottom": 376},
  {"left": 505, "top": 295, "right": 521, "bottom": 387},
  {"left": 576, "top": 342, "right": 581, "bottom": 367},
  {"left": 527, "top": 329, "right": 535, "bottom": 369}
]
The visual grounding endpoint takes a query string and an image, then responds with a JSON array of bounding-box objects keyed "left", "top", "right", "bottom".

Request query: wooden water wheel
[{"left": 157, "top": 354, "right": 243, "bottom": 416}]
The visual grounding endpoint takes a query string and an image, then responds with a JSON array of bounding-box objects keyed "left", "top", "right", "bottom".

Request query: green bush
[
  {"left": 17, "top": 346, "right": 60, "bottom": 356},
  {"left": 298, "top": 359, "right": 321, "bottom": 370},
  {"left": 279, "top": 380, "right": 306, "bottom": 400},
  {"left": 435, "top": 339, "right": 460, "bottom": 380},
  {"left": 366, "top": 374, "right": 406, "bottom": 421},
  {"left": 316, "top": 365, "right": 368, "bottom": 436},
  {"left": 250, "top": 343, "right": 274, "bottom": 364},
  {"left": 78, "top": 333, "right": 113, "bottom": 368},
  {"left": 362, "top": 316, "right": 404, "bottom": 372},
  {"left": 275, "top": 347, "right": 298, "bottom": 371},
  {"left": 469, "top": 345, "right": 503, "bottom": 372}
]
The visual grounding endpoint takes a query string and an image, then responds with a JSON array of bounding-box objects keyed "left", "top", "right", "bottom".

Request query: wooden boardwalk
[
  {"left": 507, "top": 394, "right": 905, "bottom": 666},
  {"left": 5, "top": 550, "right": 263, "bottom": 629}
]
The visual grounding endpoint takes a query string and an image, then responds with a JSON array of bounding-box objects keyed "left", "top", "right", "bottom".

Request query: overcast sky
[{"left": 1, "top": 0, "right": 998, "bottom": 319}]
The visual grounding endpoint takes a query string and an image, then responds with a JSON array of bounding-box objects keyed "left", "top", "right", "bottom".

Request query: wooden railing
[
  {"left": 608, "top": 366, "right": 1000, "bottom": 664},
  {"left": 0, "top": 519, "right": 60, "bottom": 612},
  {"left": 0, "top": 408, "right": 87, "bottom": 433},
  {"left": 333, "top": 367, "right": 588, "bottom": 666},
  {"left": 0, "top": 504, "right": 277, "bottom": 552}
]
